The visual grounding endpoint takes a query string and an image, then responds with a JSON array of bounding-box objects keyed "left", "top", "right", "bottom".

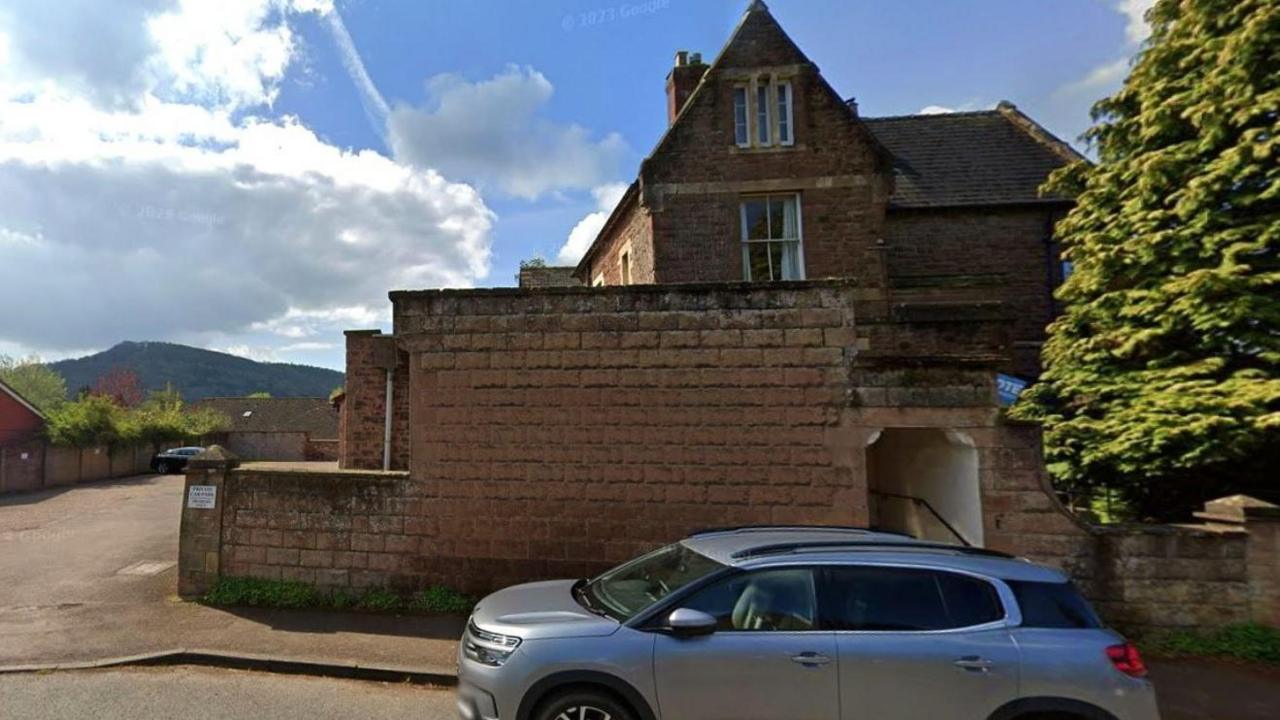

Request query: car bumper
[
  {"left": 456, "top": 679, "right": 500, "bottom": 720},
  {"left": 457, "top": 632, "right": 524, "bottom": 720}
]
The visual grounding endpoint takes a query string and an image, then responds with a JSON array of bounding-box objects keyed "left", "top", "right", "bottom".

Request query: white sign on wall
[{"left": 187, "top": 485, "right": 217, "bottom": 509}]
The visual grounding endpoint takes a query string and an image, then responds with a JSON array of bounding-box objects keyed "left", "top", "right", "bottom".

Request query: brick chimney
[{"left": 665, "top": 50, "right": 707, "bottom": 125}]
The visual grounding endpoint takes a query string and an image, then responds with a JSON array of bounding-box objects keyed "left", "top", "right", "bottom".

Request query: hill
[{"left": 49, "top": 342, "right": 344, "bottom": 402}]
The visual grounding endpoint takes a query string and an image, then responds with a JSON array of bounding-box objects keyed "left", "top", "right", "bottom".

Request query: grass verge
[
  {"left": 1141, "top": 623, "right": 1280, "bottom": 665},
  {"left": 201, "top": 576, "right": 474, "bottom": 614}
]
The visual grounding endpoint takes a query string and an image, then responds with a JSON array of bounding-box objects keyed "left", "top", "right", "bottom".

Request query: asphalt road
[
  {"left": 0, "top": 666, "right": 456, "bottom": 720},
  {"left": 0, "top": 473, "right": 185, "bottom": 665}
]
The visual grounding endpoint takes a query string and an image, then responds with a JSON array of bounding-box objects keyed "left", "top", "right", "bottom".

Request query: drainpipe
[{"left": 382, "top": 367, "right": 393, "bottom": 471}]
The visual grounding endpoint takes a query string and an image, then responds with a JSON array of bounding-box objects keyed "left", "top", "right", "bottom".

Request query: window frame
[
  {"left": 816, "top": 562, "right": 1012, "bottom": 635},
  {"left": 619, "top": 243, "right": 632, "bottom": 285},
  {"left": 777, "top": 80, "right": 794, "bottom": 146},
  {"left": 754, "top": 81, "right": 771, "bottom": 147},
  {"left": 732, "top": 85, "right": 750, "bottom": 148},
  {"left": 739, "top": 193, "right": 806, "bottom": 282}
]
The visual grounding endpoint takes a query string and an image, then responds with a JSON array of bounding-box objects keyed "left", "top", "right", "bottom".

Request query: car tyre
[
  {"left": 533, "top": 688, "right": 636, "bottom": 720},
  {"left": 156, "top": 461, "right": 169, "bottom": 474}
]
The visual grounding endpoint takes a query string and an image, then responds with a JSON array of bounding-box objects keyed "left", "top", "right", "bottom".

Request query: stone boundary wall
[
  {"left": 183, "top": 281, "right": 1279, "bottom": 630},
  {"left": 304, "top": 439, "right": 339, "bottom": 462},
  {"left": 1088, "top": 526, "right": 1252, "bottom": 630},
  {"left": 0, "top": 442, "right": 153, "bottom": 495},
  {"left": 193, "top": 461, "right": 1279, "bottom": 631},
  {"left": 217, "top": 465, "right": 416, "bottom": 591}
]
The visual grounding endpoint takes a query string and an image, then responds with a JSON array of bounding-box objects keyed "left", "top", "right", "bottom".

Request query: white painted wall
[{"left": 868, "top": 428, "right": 983, "bottom": 546}]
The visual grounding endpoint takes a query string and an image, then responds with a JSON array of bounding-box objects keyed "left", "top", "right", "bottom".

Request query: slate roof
[
  {"left": 862, "top": 104, "right": 1084, "bottom": 209},
  {"left": 195, "top": 397, "right": 338, "bottom": 438},
  {"left": 518, "top": 265, "right": 582, "bottom": 288}
]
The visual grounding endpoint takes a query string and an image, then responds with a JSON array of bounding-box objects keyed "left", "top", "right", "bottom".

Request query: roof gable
[{"left": 0, "top": 378, "right": 46, "bottom": 421}]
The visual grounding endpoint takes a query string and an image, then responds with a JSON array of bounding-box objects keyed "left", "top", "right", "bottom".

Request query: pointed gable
[{"left": 641, "top": 0, "right": 891, "bottom": 186}]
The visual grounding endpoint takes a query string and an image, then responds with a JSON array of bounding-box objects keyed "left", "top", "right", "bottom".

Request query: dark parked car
[{"left": 150, "top": 446, "right": 205, "bottom": 474}]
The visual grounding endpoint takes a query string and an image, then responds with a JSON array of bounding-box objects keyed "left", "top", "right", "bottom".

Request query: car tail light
[{"left": 1106, "top": 642, "right": 1147, "bottom": 678}]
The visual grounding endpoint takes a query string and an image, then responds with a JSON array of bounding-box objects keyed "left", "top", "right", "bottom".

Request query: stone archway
[{"left": 866, "top": 427, "right": 983, "bottom": 546}]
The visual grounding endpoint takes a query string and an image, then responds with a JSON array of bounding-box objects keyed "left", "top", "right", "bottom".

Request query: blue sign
[{"left": 997, "top": 374, "right": 1028, "bottom": 407}]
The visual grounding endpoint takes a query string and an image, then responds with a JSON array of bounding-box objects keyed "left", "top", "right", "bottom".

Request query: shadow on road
[
  {"left": 0, "top": 472, "right": 171, "bottom": 507},
  {"left": 208, "top": 605, "right": 467, "bottom": 641}
]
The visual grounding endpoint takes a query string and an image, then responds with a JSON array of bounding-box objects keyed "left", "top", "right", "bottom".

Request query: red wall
[{"left": 0, "top": 389, "right": 44, "bottom": 445}]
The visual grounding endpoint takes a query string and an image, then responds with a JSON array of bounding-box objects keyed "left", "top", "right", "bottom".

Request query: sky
[{"left": 0, "top": 0, "right": 1154, "bottom": 371}]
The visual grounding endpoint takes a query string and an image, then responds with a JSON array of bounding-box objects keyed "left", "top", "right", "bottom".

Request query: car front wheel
[
  {"left": 533, "top": 689, "right": 636, "bottom": 720},
  {"left": 156, "top": 461, "right": 169, "bottom": 474}
]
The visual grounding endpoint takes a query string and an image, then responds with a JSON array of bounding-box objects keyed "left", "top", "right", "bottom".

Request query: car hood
[{"left": 470, "top": 579, "right": 620, "bottom": 640}]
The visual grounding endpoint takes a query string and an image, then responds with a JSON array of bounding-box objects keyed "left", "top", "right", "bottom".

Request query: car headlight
[{"left": 464, "top": 621, "right": 521, "bottom": 667}]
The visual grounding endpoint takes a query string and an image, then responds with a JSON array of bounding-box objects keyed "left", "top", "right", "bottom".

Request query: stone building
[
  {"left": 196, "top": 396, "right": 339, "bottom": 462},
  {"left": 338, "top": 0, "right": 1086, "bottom": 569},
  {"left": 180, "top": 2, "right": 1279, "bottom": 631},
  {"left": 543, "top": 1, "right": 1082, "bottom": 380}
]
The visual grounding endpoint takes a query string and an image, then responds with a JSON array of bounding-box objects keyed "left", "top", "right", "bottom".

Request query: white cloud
[
  {"left": 556, "top": 182, "right": 629, "bottom": 265},
  {"left": 918, "top": 105, "right": 957, "bottom": 115},
  {"left": 387, "top": 66, "right": 628, "bottom": 199},
  {"left": 1051, "top": 1, "right": 1153, "bottom": 109},
  {"left": 1054, "top": 57, "right": 1130, "bottom": 100},
  {"left": 0, "top": 0, "right": 325, "bottom": 110},
  {"left": 1115, "top": 0, "right": 1156, "bottom": 44},
  {"left": 0, "top": 0, "right": 495, "bottom": 357}
]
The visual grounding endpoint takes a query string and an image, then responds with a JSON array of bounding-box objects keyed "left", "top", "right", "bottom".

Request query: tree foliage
[
  {"left": 92, "top": 366, "right": 144, "bottom": 407},
  {"left": 44, "top": 394, "right": 127, "bottom": 448},
  {"left": 0, "top": 355, "right": 67, "bottom": 413},
  {"left": 1012, "top": 0, "right": 1280, "bottom": 519},
  {"left": 45, "top": 385, "right": 231, "bottom": 450}
]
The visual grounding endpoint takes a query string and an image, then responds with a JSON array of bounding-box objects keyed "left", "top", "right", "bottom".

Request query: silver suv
[{"left": 457, "top": 527, "right": 1159, "bottom": 720}]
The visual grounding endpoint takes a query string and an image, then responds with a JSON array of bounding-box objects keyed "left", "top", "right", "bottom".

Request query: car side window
[
  {"left": 679, "top": 568, "right": 818, "bottom": 631},
  {"left": 821, "top": 566, "right": 1002, "bottom": 631}
]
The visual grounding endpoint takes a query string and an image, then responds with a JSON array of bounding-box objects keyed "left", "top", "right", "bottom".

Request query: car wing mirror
[{"left": 667, "top": 608, "right": 716, "bottom": 637}]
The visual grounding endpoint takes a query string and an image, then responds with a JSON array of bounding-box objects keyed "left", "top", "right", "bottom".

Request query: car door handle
[
  {"left": 953, "top": 656, "right": 994, "bottom": 672},
  {"left": 790, "top": 651, "right": 832, "bottom": 667}
]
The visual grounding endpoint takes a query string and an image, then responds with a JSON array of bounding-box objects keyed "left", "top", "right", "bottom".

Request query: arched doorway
[{"left": 866, "top": 428, "right": 983, "bottom": 546}]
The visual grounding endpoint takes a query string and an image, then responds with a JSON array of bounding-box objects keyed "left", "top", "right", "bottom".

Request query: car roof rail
[
  {"left": 688, "top": 525, "right": 912, "bottom": 538},
  {"left": 730, "top": 540, "right": 1015, "bottom": 560}
]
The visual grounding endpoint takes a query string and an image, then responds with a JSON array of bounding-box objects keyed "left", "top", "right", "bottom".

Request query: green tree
[
  {"left": 1012, "top": 0, "right": 1280, "bottom": 520},
  {"left": 45, "top": 394, "right": 128, "bottom": 448},
  {"left": 0, "top": 355, "right": 67, "bottom": 413},
  {"left": 128, "top": 385, "right": 231, "bottom": 450},
  {"left": 129, "top": 385, "right": 189, "bottom": 451}
]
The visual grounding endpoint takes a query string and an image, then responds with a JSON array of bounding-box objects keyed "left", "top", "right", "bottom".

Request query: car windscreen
[{"left": 582, "top": 543, "right": 725, "bottom": 622}]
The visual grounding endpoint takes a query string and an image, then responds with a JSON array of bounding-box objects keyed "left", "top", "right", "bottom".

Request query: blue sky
[{"left": 0, "top": 0, "right": 1151, "bottom": 371}]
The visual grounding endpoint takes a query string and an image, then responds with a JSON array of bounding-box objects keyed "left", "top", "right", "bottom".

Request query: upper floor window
[
  {"left": 777, "top": 81, "right": 793, "bottom": 145},
  {"left": 741, "top": 194, "right": 804, "bottom": 281},
  {"left": 733, "top": 77, "right": 794, "bottom": 148},
  {"left": 756, "top": 85, "right": 770, "bottom": 145},
  {"left": 733, "top": 87, "right": 749, "bottom": 147},
  {"left": 620, "top": 248, "right": 632, "bottom": 285}
]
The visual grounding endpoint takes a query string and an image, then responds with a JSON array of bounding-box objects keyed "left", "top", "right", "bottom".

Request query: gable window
[
  {"left": 733, "top": 87, "right": 749, "bottom": 147},
  {"left": 777, "top": 81, "right": 793, "bottom": 145},
  {"left": 620, "top": 248, "right": 632, "bottom": 285},
  {"left": 733, "top": 77, "right": 795, "bottom": 148},
  {"left": 741, "top": 194, "right": 804, "bottom": 281},
  {"left": 755, "top": 84, "right": 771, "bottom": 145}
]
